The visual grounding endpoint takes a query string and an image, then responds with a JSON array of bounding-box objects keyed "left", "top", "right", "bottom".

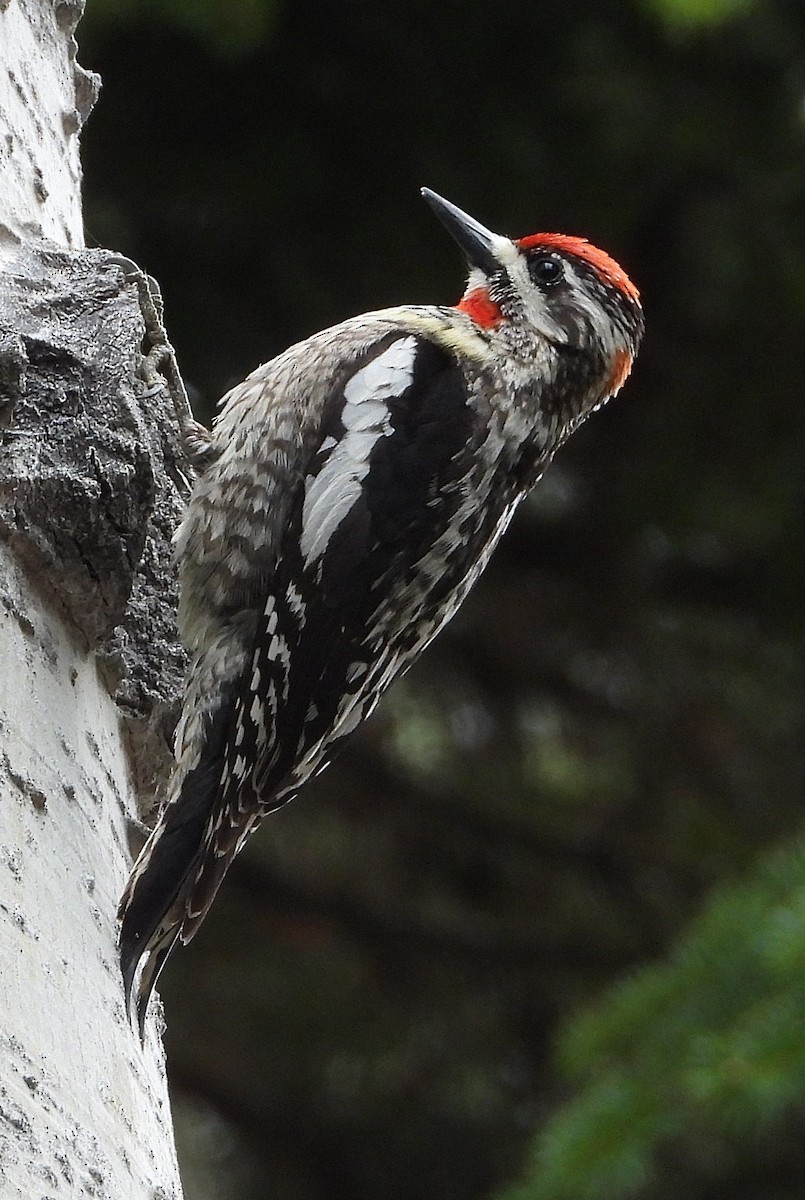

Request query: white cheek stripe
[
  {"left": 561, "top": 261, "right": 619, "bottom": 357},
  {"left": 300, "top": 336, "right": 418, "bottom": 563}
]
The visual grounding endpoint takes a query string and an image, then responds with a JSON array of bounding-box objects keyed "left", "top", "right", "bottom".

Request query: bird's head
[{"left": 422, "top": 188, "right": 644, "bottom": 409}]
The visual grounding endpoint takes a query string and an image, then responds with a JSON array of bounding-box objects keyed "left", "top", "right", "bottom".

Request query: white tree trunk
[{"left": 0, "top": 1, "right": 185, "bottom": 1194}]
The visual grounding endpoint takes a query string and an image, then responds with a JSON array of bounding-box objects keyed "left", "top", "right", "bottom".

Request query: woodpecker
[{"left": 119, "top": 189, "right": 643, "bottom": 1034}]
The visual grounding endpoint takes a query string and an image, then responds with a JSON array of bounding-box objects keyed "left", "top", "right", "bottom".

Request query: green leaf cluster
[
  {"left": 641, "top": 0, "right": 756, "bottom": 31},
  {"left": 504, "top": 840, "right": 805, "bottom": 1199}
]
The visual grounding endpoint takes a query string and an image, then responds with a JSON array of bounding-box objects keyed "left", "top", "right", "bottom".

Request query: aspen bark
[{"left": 0, "top": 1, "right": 186, "bottom": 1193}]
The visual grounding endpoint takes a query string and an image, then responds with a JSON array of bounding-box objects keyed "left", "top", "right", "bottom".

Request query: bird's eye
[{"left": 529, "top": 255, "right": 563, "bottom": 286}]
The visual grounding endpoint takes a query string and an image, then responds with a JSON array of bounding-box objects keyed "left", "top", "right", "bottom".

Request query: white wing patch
[{"left": 299, "top": 336, "right": 418, "bottom": 564}]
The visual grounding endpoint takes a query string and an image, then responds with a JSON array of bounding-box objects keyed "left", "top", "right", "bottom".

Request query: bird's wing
[{"left": 119, "top": 324, "right": 481, "bottom": 1032}]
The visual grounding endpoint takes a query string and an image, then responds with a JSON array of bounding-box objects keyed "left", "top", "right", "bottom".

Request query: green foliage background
[{"left": 79, "top": 0, "right": 805, "bottom": 1197}]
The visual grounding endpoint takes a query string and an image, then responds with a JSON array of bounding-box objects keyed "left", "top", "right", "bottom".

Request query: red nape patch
[
  {"left": 607, "top": 348, "right": 633, "bottom": 395},
  {"left": 457, "top": 288, "right": 505, "bottom": 328},
  {"left": 517, "top": 233, "right": 640, "bottom": 304}
]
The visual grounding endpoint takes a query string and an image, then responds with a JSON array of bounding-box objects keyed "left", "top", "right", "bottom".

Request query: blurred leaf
[
  {"left": 502, "top": 839, "right": 805, "bottom": 1200},
  {"left": 641, "top": 0, "right": 756, "bottom": 31}
]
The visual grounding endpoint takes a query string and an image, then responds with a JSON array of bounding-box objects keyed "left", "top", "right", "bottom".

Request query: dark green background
[{"left": 79, "top": 2, "right": 805, "bottom": 1197}]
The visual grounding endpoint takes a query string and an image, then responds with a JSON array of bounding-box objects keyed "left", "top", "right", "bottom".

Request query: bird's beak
[{"left": 421, "top": 189, "right": 499, "bottom": 275}]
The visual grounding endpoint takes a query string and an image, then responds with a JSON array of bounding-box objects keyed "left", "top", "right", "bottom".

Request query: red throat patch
[
  {"left": 516, "top": 233, "right": 640, "bottom": 304},
  {"left": 457, "top": 288, "right": 504, "bottom": 329}
]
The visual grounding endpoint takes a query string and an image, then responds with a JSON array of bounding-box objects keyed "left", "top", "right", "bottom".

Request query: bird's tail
[{"left": 118, "top": 740, "right": 238, "bottom": 1039}]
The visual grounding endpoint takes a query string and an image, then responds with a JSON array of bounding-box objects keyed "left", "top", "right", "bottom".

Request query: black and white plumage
[{"left": 119, "top": 189, "right": 644, "bottom": 1033}]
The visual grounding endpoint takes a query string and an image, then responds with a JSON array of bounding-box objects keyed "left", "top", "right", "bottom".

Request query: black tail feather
[
  {"left": 135, "top": 927, "right": 182, "bottom": 1041},
  {"left": 119, "top": 741, "right": 229, "bottom": 1035}
]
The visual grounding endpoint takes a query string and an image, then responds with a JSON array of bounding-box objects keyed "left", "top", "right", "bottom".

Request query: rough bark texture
[{"left": 1, "top": 1, "right": 186, "bottom": 1195}]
